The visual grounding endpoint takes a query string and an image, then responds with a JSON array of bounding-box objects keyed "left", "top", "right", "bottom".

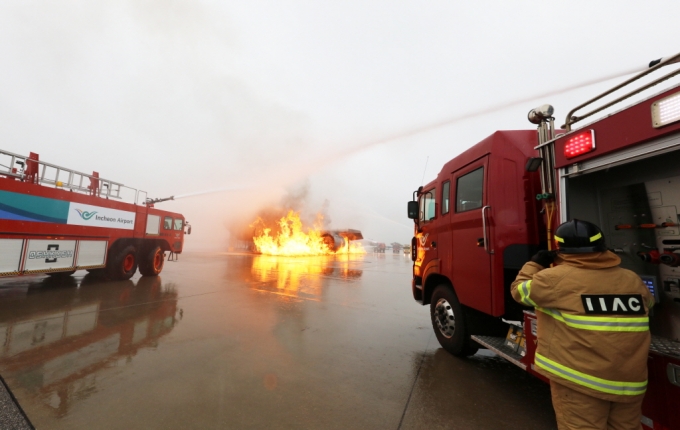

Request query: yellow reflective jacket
[{"left": 511, "top": 251, "right": 654, "bottom": 402}]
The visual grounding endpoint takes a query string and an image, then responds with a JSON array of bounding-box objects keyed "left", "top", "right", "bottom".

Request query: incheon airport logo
[{"left": 75, "top": 208, "right": 97, "bottom": 220}]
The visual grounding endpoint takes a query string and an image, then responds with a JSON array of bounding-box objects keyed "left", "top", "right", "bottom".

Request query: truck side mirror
[
  {"left": 407, "top": 201, "right": 419, "bottom": 219},
  {"left": 525, "top": 157, "right": 543, "bottom": 172}
]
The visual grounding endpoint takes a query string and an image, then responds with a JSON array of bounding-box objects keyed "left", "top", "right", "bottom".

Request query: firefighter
[{"left": 511, "top": 219, "right": 654, "bottom": 430}]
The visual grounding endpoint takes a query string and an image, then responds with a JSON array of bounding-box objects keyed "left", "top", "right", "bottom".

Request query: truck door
[
  {"left": 416, "top": 187, "right": 438, "bottom": 275},
  {"left": 451, "top": 156, "right": 492, "bottom": 314},
  {"left": 438, "top": 181, "right": 452, "bottom": 274}
]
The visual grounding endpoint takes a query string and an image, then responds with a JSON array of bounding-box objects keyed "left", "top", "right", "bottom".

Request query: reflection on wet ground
[
  {"left": 250, "top": 255, "right": 363, "bottom": 301},
  {"left": 0, "top": 275, "right": 178, "bottom": 420},
  {"left": 0, "top": 252, "right": 555, "bottom": 429}
]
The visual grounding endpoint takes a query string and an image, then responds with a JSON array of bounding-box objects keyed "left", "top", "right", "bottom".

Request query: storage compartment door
[
  {"left": 76, "top": 241, "right": 107, "bottom": 268},
  {"left": 0, "top": 239, "right": 23, "bottom": 275},
  {"left": 24, "top": 240, "right": 76, "bottom": 272}
]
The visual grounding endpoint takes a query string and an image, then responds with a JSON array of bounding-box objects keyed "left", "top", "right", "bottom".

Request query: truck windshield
[
  {"left": 174, "top": 219, "right": 183, "bottom": 231},
  {"left": 419, "top": 189, "right": 436, "bottom": 222}
]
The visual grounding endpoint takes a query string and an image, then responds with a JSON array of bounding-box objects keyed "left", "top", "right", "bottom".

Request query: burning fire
[{"left": 252, "top": 210, "right": 365, "bottom": 256}]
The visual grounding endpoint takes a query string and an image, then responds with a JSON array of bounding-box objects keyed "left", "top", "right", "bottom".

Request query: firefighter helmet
[{"left": 554, "top": 219, "right": 607, "bottom": 254}]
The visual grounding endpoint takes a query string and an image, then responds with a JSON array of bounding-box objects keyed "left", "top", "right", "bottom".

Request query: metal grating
[
  {"left": 650, "top": 335, "right": 680, "bottom": 360},
  {"left": 471, "top": 335, "right": 526, "bottom": 370},
  {"left": 476, "top": 335, "right": 680, "bottom": 367}
]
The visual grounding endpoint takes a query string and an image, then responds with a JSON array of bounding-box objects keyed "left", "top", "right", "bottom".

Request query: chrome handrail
[{"left": 564, "top": 52, "right": 680, "bottom": 131}]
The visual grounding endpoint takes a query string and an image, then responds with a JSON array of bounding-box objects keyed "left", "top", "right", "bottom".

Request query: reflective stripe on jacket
[
  {"left": 518, "top": 280, "right": 650, "bottom": 332},
  {"left": 511, "top": 251, "right": 654, "bottom": 402},
  {"left": 534, "top": 353, "right": 647, "bottom": 396}
]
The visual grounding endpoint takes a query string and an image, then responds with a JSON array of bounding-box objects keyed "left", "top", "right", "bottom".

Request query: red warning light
[{"left": 564, "top": 130, "right": 595, "bottom": 159}]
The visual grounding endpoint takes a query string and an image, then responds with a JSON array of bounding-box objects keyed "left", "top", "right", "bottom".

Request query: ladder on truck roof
[{"left": 0, "top": 149, "right": 145, "bottom": 203}]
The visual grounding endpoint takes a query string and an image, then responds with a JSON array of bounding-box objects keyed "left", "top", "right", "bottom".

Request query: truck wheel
[
  {"left": 139, "top": 246, "right": 165, "bottom": 276},
  {"left": 430, "top": 284, "right": 478, "bottom": 357},
  {"left": 107, "top": 245, "right": 138, "bottom": 280}
]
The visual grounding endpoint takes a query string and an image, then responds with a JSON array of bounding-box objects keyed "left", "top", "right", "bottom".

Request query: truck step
[
  {"left": 471, "top": 335, "right": 526, "bottom": 370},
  {"left": 650, "top": 335, "right": 680, "bottom": 360}
]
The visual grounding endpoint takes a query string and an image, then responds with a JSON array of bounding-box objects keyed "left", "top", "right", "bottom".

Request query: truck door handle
[
  {"left": 482, "top": 205, "right": 493, "bottom": 254},
  {"left": 431, "top": 241, "right": 437, "bottom": 248},
  {"left": 477, "top": 238, "right": 484, "bottom": 247}
]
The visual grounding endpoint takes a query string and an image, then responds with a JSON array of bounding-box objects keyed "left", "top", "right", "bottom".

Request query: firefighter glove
[{"left": 531, "top": 250, "right": 557, "bottom": 268}]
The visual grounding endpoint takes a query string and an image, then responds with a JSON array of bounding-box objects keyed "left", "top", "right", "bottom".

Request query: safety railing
[
  {"left": 564, "top": 52, "right": 680, "bottom": 131},
  {"left": 0, "top": 149, "right": 147, "bottom": 205}
]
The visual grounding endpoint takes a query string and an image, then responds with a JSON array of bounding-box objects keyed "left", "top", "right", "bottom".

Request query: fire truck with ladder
[
  {"left": 407, "top": 53, "right": 680, "bottom": 429},
  {"left": 0, "top": 150, "right": 190, "bottom": 280}
]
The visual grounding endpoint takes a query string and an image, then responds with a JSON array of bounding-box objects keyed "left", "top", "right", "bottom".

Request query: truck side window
[
  {"left": 442, "top": 181, "right": 450, "bottom": 214},
  {"left": 174, "top": 219, "right": 183, "bottom": 231},
  {"left": 164, "top": 216, "right": 172, "bottom": 230},
  {"left": 456, "top": 167, "right": 483, "bottom": 212},
  {"left": 419, "top": 189, "right": 436, "bottom": 222}
]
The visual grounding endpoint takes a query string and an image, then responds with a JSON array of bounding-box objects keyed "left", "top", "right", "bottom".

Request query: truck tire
[
  {"left": 107, "top": 245, "right": 138, "bottom": 280},
  {"left": 430, "top": 284, "right": 478, "bottom": 357},
  {"left": 139, "top": 246, "right": 165, "bottom": 276}
]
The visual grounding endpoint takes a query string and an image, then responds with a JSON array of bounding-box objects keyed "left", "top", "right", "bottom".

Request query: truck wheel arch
[{"left": 422, "top": 272, "right": 449, "bottom": 306}]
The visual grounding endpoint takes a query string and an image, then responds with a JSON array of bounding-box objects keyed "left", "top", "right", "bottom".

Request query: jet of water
[
  {"left": 172, "top": 185, "right": 251, "bottom": 200},
  {"left": 164, "top": 61, "right": 659, "bottom": 202},
  {"left": 330, "top": 65, "right": 647, "bottom": 162}
]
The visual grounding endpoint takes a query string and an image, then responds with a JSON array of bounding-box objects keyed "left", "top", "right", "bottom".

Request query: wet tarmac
[{"left": 0, "top": 252, "right": 556, "bottom": 429}]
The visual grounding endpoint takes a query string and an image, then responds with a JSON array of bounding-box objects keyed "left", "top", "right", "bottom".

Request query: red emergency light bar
[{"left": 564, "top": 129, "right": 595, "bottom": 159}]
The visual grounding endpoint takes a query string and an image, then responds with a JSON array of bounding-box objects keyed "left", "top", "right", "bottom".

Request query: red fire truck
[
  {"left": 0, "top": 150, "right": 190, "bottom": 280},
  {"left": 408, "top": 53, "right": 680, "bottom": 429}
]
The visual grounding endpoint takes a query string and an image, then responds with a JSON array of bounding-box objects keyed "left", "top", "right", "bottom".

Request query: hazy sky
[{"left": 1, "top": 1, "right": 679, "bottom": 249}]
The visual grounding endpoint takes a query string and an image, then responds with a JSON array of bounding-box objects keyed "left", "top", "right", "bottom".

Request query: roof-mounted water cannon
[
  {"left": 527, "top": 104, "right": 554, "bottom": 125},
  {"left": 145, "top": 195, "right": 175, "bottom": 206}
]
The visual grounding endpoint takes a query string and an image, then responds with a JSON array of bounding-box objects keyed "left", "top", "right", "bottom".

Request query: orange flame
[{"left": 252, "top": 210, "right": 365, "bottom": 256}]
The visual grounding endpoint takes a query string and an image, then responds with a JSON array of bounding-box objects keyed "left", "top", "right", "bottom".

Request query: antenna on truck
[{"left": 420, "top": 156, "right": 429, "bottom": 186}]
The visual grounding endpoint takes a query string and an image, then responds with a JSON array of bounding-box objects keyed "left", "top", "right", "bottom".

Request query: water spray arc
[
  {"left": 148, "top": 55, "right": 678, "bottom": 203},
  {"left": 146, "top": 185, "right": 250, "bottom": 204},
  {"left": 335, "top": 63, "right": 659, "bottom": 160}
]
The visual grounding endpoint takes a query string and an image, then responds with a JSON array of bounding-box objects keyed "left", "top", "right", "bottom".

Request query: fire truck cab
[
  {"left": 408, "top": 54, "right": 680, "bottom": 429},
  {"left": 0, "top": 150, "right": 189, "bottom": 280}
]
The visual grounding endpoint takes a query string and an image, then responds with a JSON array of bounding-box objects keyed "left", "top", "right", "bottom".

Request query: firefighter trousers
[{"left": 550, "top": 381, "right": 643, "bottom": 430}]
